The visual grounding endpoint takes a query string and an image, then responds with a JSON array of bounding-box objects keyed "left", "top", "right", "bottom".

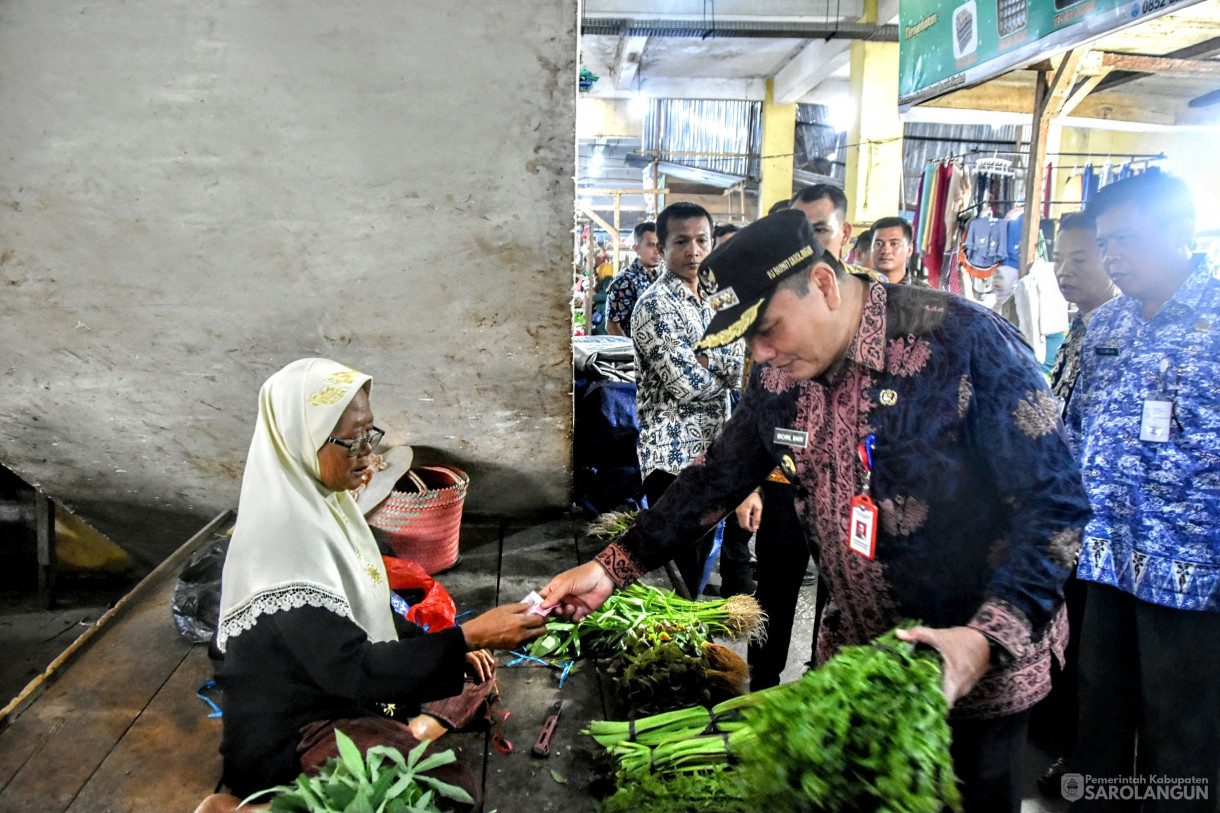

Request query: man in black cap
[{"left": 542, "top": 209, "right": 1091, "bottom": 813}]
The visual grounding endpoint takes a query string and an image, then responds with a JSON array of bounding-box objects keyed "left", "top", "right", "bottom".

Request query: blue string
[
  {"left": 505, "top": 651, "right": 575, "bottom": 687},
  {"left": 196, "top": 680, "right": 222, "bottom": 718}
]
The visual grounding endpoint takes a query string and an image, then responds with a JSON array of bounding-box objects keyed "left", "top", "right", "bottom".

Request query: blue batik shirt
[
  {"left": 1068, "top": 255, "right": 1220, "bottom": 612},
  {"left": 605, "top": 259, "right": 662, "bottom": 336},
  {"left": 631, "top": 269, "right": 744, "bottom": 478}
]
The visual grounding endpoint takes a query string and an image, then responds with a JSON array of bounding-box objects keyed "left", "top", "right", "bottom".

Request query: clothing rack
[{"left": 966, "top": 148, "right": 1167, "bottom": 161}]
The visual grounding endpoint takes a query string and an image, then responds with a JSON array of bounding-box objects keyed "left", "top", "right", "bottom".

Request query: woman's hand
[
  {"left": 461, "top": 603, "right": 547, "bottom": 652},
  {"left": 539, "top": 560, "right": 615, "bottom": 621},
  {"left": 736, "top": 492, "right": 763, "bottom": 533},
  {"left": 465, "top": 649, "right": 497, "bottom": 682}
]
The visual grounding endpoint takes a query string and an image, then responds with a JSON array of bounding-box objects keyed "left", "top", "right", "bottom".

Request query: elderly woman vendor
[{"left": 204, "top": 358, "right": 545, "bottom": 807}]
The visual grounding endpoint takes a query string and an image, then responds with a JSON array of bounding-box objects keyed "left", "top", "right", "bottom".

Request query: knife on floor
[{"left": 531, "top": 700, "right": 564, "bottom": 757}]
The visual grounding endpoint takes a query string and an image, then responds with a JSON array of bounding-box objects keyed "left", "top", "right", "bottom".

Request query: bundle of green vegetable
[
  {"left": 241, "top": 729, "right": 474, "bottom": 813},
  {"left": 608, "top": 620, "right": 750, "bottom": 714},
  {"left": 527, "top": 582, "right": 765, "bottom": 661},
  {"left": 597, "top": 765, "right": 750, "bottom": 813},
  {"left": 584, "top": 625, "right": 962, "bottom": 813}
]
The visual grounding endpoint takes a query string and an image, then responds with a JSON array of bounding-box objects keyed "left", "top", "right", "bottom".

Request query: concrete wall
[{"left": 0, "top": 1, "right": 577, "bottom": 568}]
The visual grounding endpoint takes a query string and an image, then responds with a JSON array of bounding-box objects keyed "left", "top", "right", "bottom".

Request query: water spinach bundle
[{"left": 527, "top": 581, "right": 765, "bottom": 661}]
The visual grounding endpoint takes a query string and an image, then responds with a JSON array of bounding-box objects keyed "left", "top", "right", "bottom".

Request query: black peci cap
[{"left": 696, "top": 209, "right": 844, "bottom": 350}]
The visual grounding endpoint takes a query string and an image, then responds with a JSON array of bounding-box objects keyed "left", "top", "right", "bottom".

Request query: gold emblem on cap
[
  {"left": 780, "top": 455, "right": 797, "bottom": 479},
  {"left": 879, "top": 389, "right": 898, "bottom": 407}
]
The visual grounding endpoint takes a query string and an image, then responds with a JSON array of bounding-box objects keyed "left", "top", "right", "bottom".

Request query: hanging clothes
[{"left": 925, "top": 161, "right": 954, "bottom": 288}]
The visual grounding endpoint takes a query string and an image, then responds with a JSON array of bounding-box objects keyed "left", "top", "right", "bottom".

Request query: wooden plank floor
[
  {"left": 0, "top": 519, "right": 226, "bottom": 813},
  {"left": 0, "top": 514, "right": 680, "bottom": 813}
]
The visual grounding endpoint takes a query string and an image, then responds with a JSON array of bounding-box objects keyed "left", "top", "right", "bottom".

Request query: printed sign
[{"left": 899, "top": 0, "right": 1206, "bottom": 107}]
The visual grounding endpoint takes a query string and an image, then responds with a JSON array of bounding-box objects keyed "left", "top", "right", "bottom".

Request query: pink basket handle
[
  {"left": 404, "top": 470, "right": 429, "bottom": 494},
  {"left": 418, "top": 465, "right": 466, "bottom": 489}
]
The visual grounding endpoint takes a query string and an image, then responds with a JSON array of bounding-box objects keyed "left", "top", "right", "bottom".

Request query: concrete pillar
[
  {"left": 759, "top": 78, "right": 796, "bottom": 217},
  {"left": 844, "top": 0, "right": 903, "bottom": 223}
]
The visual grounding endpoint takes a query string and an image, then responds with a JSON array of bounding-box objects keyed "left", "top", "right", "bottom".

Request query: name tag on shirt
[
  {"left": 1095, "top": 347, "right": 1120, "bottom": 356},
  {"left": 1140, "top": 400, "right": 1173, "bottom": 443},
  {"left": 774, "top": 428, "right": 809, "bottom": 448}
]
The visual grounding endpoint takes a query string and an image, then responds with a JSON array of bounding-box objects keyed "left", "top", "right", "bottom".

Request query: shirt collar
[
  {"left": 658, "top": 268, "right": 709, "bottom": 302},
  {"left": 844, "top": 280, "right": 888, "bottom": 372},
  {"left": 1161, "top": 253, "right": 1216, "bottom": 315}
]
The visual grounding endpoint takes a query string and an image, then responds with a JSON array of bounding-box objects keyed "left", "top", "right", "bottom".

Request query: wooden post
[
  {"left": 1020, "top": 47, "right": 1089, "bottom": 276},
  {"left": 1019, "top": 70, "right": 1050, "bottom": 277},
  {"left": 34, "top": 491, "right": 56, "bottom": 610}
]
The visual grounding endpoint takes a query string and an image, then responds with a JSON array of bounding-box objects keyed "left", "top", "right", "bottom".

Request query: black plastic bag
[{"left": 171, "top": 533, "right": 230, "bottom": 643}]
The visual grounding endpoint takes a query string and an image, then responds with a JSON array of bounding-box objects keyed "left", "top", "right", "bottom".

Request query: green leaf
[
  {"left": 369, "top": 769, "right": 396, "bottom": 803},
  {"left": 344, "top": 783, "right": 375, "bottom": 813},
  {"left": 411, "top": 749, "right": 457, "bottom": 774},
  {"left": 366, "top": 745, "right": 408, "bottom": 772},
  {"left": 416, "top": 773, "right": 475, "bottom": 803},
  {"left": 329, "top": 780, "right": 358, "bottom": 809},
  {"left": 405, "top": 737, "right": 429, "bottom": 770},
  {"left": 549, "top": 769, "right": 568, "bottom": 784},
  {"left": 268, "top": 791, "right": 307, "bottom": 812},
  {"left": 335, "top": 729, "right": 368, "bottom": 782},
  {"left": 239, "top": 785, "right": 291, "bottom": 810}
]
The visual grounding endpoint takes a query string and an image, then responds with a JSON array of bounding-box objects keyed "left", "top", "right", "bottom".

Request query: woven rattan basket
[{"left": 366, "top": 465, "right": 469, "bottom": 574}]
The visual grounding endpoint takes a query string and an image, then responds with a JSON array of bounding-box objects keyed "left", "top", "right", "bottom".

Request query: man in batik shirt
[
  {"left": 630, "top": 202, "right": 745, "bottom": 595},
  {"left": 605, "top": 221, "right": 663, "bottom": 337},
  {"left": 543, "top": 210, "right": 1090, "bottom": 813},
  {"left": 1049, "top": 210, "right": 1120, "bottom": 423},
  {"left": 1036, "top": 207, "right": 1120, "bottom": 796},
  {"left": 1066, "top": 172, "right": 1219, "bottom": 813}
]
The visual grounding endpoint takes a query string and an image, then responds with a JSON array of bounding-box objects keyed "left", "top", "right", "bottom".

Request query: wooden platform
[{"left": 0, "top": 513, "right": 656, "bottom": 813}]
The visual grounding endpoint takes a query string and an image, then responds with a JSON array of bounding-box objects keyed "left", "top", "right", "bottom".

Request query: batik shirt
[
  {"left": 1068, "top": 255, "right": 1220, "bottom": 612},
  {"left": 605, "top": 259, "right": 662, "bottom": 336},
  {"left": 1050, "top": 311, "right": 1087, "bottom": 422},
  {"left": 631, "top": 269, "right": 745, "bottom": 477},
  {"left": 601, "top": 280, "right": 1091, "bottom": 719}
]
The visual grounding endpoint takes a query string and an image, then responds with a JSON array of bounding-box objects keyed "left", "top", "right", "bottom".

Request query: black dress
[{"left": 212, "top": 605, "right": 467, "bottom": 796}]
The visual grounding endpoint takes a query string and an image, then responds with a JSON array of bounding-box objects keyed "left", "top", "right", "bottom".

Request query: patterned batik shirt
[
  {"left": 605, "top": 259, "right": 662, "bottom": 336},
  {"left": 1050, "top": 311, "right": 1087, "bottom": 422},
  {"left": 601, "top": 281, "right": 1091, "bottom": 719},
  {"left": 1067, "top": 255, "right": 1220, "bottom": 612},
  {"left": 631, "top": 269, "right": 745, "bottom": 478}
]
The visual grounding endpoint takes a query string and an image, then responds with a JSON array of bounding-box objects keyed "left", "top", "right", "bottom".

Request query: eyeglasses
[{"left": 325, "top": 426, "right": 385, "bottom": 457}]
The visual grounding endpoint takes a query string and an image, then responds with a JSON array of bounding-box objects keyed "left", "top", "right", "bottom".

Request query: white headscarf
[{"left": 217, "top": 358, "right": 396, "bottom": 653}]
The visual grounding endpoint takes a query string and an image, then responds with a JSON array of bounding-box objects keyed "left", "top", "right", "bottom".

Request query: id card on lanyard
[
  {"left": 848, "top": 434, "right": 878, "bottom": 560},
  {"left": 1140, "top": 358, "right": 1176, "bottom": 443}
]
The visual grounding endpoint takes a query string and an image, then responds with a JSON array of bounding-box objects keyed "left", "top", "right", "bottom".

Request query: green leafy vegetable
[{"left": 240, "top": 729, "right": 474, "bottom": 813}]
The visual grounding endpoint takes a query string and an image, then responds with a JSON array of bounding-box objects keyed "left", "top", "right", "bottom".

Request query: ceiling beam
[
  {"left": 772, "top": 0, "right": 899, "bottom": 104},
  {"left": 585, "top": 76, "right": 768, "bottom": 101},
  {"left": 922, "top": 78, "right": 1184, "bottom": 126},
  {"left": 583, "top": 0, "right": 866, "bottom": 22},
  {"left": 1094, "top": 36, "right": 1220, "bottom": 93},
  {"left": 1059, "top": 50, "right": 1110, "bottom": 118},
  {"left": 1099, "top": 52, "right": 1220, "bottom": 76},
  {"left": 774, "top": 40, "right": 850, "bottom": 104},
  {"left": 612, "top": 35, "right": 649, "bottom": 90},
  {"left": 582, "top": 18, "right": 897, "bottom": 40}
]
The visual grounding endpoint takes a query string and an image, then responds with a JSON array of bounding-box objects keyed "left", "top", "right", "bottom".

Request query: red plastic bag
[{"left": 381, "top": 555, "right": 457, "bottom": 632}]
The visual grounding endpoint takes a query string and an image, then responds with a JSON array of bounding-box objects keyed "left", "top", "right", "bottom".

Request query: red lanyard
[{"left": 847, "top": 435, "right": 877, "bottom": 559}]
